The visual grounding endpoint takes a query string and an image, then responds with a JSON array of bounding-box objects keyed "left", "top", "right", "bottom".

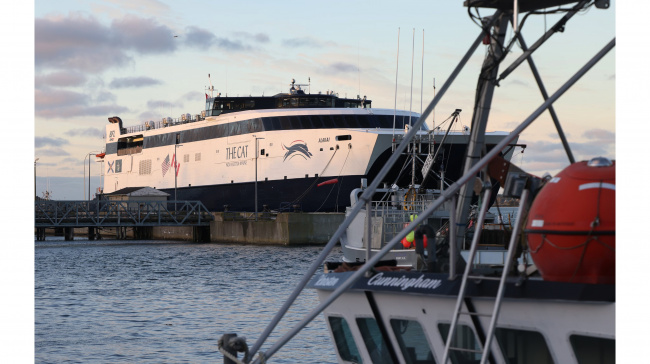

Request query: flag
[
  {"left": 172, "top": 153, "right": 181, "bottom": 177},
  {"left": 161, "top": 154, "right": 170, "bottom": 177},
  {"left": 205, "top": 93, "right": 209, "bottom": 100}
]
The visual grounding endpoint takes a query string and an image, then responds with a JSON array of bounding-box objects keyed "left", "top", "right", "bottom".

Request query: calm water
[{"left": 35, "top": 237, "right": 342, "bottom": 363}]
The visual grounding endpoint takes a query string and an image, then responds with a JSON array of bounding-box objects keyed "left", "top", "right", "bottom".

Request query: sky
[
  {"left": 30, "top": 0, "right": 616, "bottom": 200},
  {"left": 7, "top": 0, "right": 650, "bottom": 360}
]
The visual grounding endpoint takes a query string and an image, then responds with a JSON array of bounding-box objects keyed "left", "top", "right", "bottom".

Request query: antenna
[
  {"left": 392, "top": 27, "right": 400, "bottom": 149},
  {"left": 421, "top": 29, "right": 424, "bottom": 116},
  {"left": 208, "top": 73, "right": 214, "bottom": 97},
  {"left": 408, "top": 28, "right": 414, "bottom": 127},
  {"left": 433, "top": 78, "right": 436, "bottom": 130}
]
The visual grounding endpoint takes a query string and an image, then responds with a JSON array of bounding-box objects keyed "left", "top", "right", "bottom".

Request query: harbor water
[{"left": 35, "top": 237, "right": 342, "bottom": 363}]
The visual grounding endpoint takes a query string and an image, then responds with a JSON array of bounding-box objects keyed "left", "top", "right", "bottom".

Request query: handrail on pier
[{"left": 34, "top": 200, "right": 213, "bottom": 228}]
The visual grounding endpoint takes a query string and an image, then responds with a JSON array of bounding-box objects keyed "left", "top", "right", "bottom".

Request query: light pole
[
  {"left": 84, "top": 152, "right": 99, "bottom": 201},
  {"left": 174, "top": 143, "right": 183, "bottom": 212},
  {"left": 34, "top": 158, "right": 39, "bottom": 200},
  {"left": 255, "top": 137, "right": 265, "bottom": 221}
]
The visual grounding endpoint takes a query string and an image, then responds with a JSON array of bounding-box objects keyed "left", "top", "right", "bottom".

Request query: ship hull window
[
  {"left": 328, "top": 316, "right": 363, "bottom": 363},
  {"left": 438, "top": 323, "right": 481, "bottom": 364},
  {"left": 495, "top": 328, "right": 555, "bottom": 364},
  {"left": 390, "top": 319, "right": 436, "bottom": 364},
  {"left": 356, "top": 317, "right": 393, "bottom": 364},
  {"left": 570, "top": 335, "right": 614, "bottom": 364}
]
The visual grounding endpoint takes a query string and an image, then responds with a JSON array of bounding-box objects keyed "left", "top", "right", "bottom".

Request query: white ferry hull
[{"left": 102, "top": 108, "right": 510, "bottom": 211}]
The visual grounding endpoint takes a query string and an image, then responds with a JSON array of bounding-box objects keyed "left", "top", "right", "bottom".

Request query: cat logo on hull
[{"left": 282, "top": 140, "right": 313, "bottom": 161}]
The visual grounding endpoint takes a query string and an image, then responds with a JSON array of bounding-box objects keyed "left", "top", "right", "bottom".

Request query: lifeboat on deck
[{"left": 526, "top": 157, "right": 615, "bottom": 284}]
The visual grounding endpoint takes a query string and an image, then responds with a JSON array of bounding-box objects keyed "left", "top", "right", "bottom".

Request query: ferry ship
[{"left": 100, "top": 80, "right": 510, "bottom": 212}]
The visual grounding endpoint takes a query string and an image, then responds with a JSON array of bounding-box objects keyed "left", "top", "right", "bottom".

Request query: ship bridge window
[
  {"left": 390, "top": 319, "right": 436, "bottom": 364},
  {"left": 328, "top": 316, "right": 363, "bottom": 364},
  {"left": 117, "top": 135, "right": 143, "bottom": 156},
  {"left": 438, "top": 323, "right": 481, "bottom": 364},
  {"left": 570, "top": 335, "right": 614, "bottom": 364},
  {"left": 495, "top": 328, "right": 554, "bottom": 364},
  {"left": 356, "top": 317, "right": 393, "bottom": 364}
]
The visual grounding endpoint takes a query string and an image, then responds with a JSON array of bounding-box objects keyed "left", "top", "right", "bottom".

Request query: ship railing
[
  {"left": 34, "top": 200, "right": 214, "bottom": 227},
  {"left": 124, "top": 114, "right": 205, "bottom": 134},
  {"left": 365, "top": 193, "right": 440, "bottom": 249}
]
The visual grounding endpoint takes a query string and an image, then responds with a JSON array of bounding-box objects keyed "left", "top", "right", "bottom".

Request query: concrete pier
[
  {"left": 36, "top": 212, "right": 344, "bottom": 245},
  {"left": 210, "top": 212, "right": 345, "bottom": 245}
]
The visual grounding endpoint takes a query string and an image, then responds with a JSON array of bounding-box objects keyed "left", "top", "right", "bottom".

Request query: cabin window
[
  {"left": 115, "top": 159, "right": 122, "bottom": 173},
  {"left": 336, "top": 135, "right": 352, "bottom": 141},
  {"left": 328, "top": 316, "right": 363, "bottom": 363},
  {"left": 311, "top": 115, "right": 324, "bottom": 128},
  {"left": 390, "top": 319, "right": 436, "bottom": 364},
  {"left": 116, "top": 135, "right": 143, "bottom": 156},
  {"left": 356, "top": 317, "right": 393, "bottom": 364},
  {"left": 438, "top": 323, "right": 481, "bottom": 364},
  {"left": 495, "top": 328, "right": 554, "bottom": 364},
  {"left": 570, "top": 335, "right": 615, "bottom": 364}
]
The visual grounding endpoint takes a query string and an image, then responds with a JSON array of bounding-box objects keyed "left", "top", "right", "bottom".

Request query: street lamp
[
  {"left": 34, "top": 158, "right": 39, "bottom": 200},
  {"left": 174, "top": 143, "right": 183, "bottom": 212},
  {"left": 84, "top": 151, "right": 100, "bottom": 202},
  {"left": 255, "top": 137, "right": 265, "bottom": 221}
]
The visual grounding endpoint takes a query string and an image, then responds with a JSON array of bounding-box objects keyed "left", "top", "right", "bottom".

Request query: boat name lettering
[
  {"left": 226, "top": 146, "right": 248, "bottom": 160},
  {"left": 315, "top": 275, "right": 339, "bottom": 287},
  {"left": 318, "top": 137, "right": 330, "bottom": 143},
  {"left": 367, "top": 273, "right": 442, "bottom": 291},
  {"left": 226, "top": 160, "right": 248, "bottom": 167}
]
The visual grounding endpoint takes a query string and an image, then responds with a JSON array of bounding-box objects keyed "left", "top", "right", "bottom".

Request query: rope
[
  {"left": 315, "top": 146, "right": 351, "bottom": 212},
  {"left": 218, "top": 347, "right": 246, "bottom": 364},
  {"left": 277, "top": 147, "right": 339, "bottom": 211}
]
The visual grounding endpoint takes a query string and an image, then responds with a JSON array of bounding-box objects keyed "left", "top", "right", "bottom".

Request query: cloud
[
  {"left": 325, "top": 62, "right": 358, "bottom": 74},
  {"left": 146, "top": 99, "right": 184, "bottom": 110},
  {"left": 109, "top": 76, "right": 163, "bottom": 88},
  {"left": 181, "top": 91, "right": 204, "bottom": 102},
  {"left": 36, "top": 148, "right": 71, "bottom": 157},
  {"left": 184, "top": 26, "right": 250, "bottom": 51},
  {"left": 35, "top": 13, "right": 176, "bottom": 73},
  {"left": 234, "top": 31, "right": 270, "bottom": 43},
  {"left": 102, "top": 0, "right": 170, "bottom": 16},
  {"left": 111, "top": 15, "right": 176, "bottom": 54},
  {"left": 185, "top": 26, "right": 217, "bottom": 48},
  {"left": 64, "top": 128, "right": 104, "bottom": 138},
  {"left": 583, "top": 128, "right": 615, "bottom": 143},
  {"left": 282, "top": 36, "right": 335, "bottom": 48},
  {"left": 35, "top": 71, "right": 87, "bottom": 88},
  {"left": 35, "top": 88, "right": 129, "bottom": 118},
  {"left": 35, "top": 136, "right": 69, "bottom": 148}
]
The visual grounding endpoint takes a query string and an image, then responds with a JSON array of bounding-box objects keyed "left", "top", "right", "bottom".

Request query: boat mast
[
  {"left": 453, "top": 12, "right": 510, "bottom": 255},
  {"left": 409, "top": 29, "right": 416, "bottom": 187}
]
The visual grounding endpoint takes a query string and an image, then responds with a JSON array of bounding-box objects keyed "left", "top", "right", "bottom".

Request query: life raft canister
[{"left": 526, "top": 157, "right": 615, "bottom": 284}]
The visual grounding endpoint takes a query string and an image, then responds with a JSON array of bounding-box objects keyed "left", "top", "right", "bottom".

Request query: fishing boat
[
  {"left": 218, "top": 0, "right": 614, "bottom": 363},
  {"left": 98, "top": 79, "right": 510, "bottom": 212}
]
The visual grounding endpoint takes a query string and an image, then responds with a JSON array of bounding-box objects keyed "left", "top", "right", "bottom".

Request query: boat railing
[
  {"left": 124, "top": 114, "right": 206, "bottom": 134},
  {"left": 366, "top": 192, "right": 442, "bottom": 248}
]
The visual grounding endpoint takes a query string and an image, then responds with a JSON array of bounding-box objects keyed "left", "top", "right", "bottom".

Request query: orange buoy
[{"left": 526, "top": 157, "right": 615, "bottom": 284}]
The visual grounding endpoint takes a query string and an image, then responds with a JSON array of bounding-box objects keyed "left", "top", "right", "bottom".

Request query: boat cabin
[{"left": 205, "top": 80, "right": 371, "bottom": 117}]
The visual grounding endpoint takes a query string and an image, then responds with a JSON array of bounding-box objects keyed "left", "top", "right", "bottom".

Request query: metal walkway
[{"left": 35, "top": 200, "right": 213, "bottom": 228}]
